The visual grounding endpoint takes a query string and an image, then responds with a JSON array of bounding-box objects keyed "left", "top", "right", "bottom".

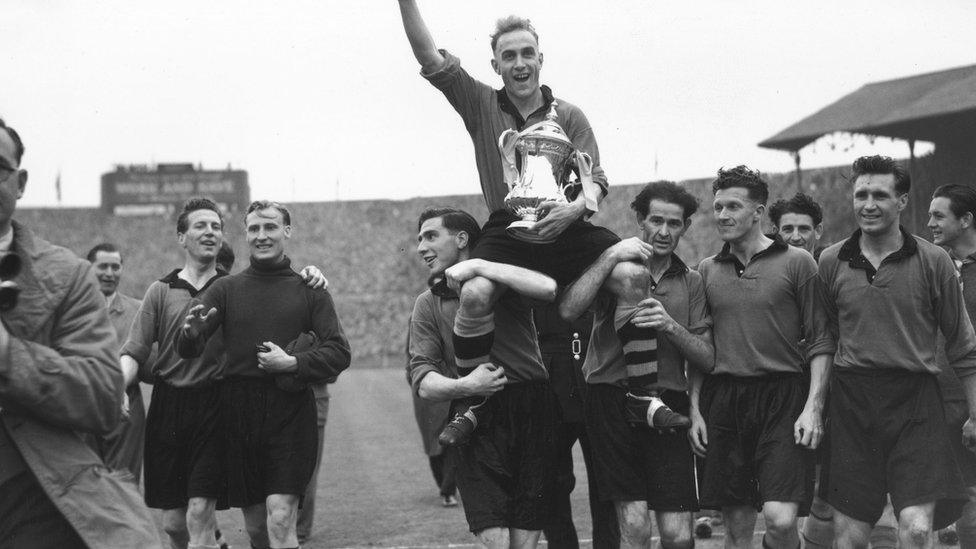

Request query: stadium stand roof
[{"left": 759, "top": 63, "right": 976, "bottom": 151}]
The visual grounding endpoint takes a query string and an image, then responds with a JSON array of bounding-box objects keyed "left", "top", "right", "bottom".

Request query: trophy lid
[{"left": 521, "top": 102, "right": 571, "bottom": 145}]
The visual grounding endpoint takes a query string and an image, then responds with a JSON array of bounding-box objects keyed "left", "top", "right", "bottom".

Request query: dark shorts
[
  {"left": 944, "top": 398, "right": 976, "bottom": 492},
  {"left": 455, "top": 381, "right": 557, "bottom": 533},
  {"left": 698, "top": 373, "right": 815, "bottom": 514},
  {"left": 584, "top": 384, "right": 699, "bottom": 511},
  {"left": 823, "top": 368, "right": 960, "bottom": 524},
  {"left": 144, "top": 381, "right": 225, "bottom": 509},
  {"left": 471, "top": 210, "right": 619, "bottom": 287},
  {"left": 0, "top": 472, "right": 87, "bottom": 549},
  {"left": 221, "top": 377, "right": 319, "bottom": 508}
]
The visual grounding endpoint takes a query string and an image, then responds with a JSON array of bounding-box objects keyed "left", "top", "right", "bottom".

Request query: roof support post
[{"left": 792, "top": 150, "right": 803, "bottom": 193}]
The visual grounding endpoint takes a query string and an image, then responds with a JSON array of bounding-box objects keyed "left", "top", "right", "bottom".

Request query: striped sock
[
  {"left": 453, "top": 311, "right": 495, "bottom": 376},
  {"left": 614, "top": 305, "right": 658, "bottom": 392}
]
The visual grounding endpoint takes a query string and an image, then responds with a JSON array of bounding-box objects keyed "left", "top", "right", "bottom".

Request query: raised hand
[{"left": 182, "top": 304, "right": 217, "bottom": 339}]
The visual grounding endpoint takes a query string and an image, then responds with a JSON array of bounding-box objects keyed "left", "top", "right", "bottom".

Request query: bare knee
[
  {"left": 186, "top": 498, "right": 214, "bottom": 529},
  {"left": 899, "top": 507, "right": 934, "bottom": 548},
  {"left": 475, "top": 526, "right": 508, "bottom": 549},
  {"left": 723, "top": 506, "right": 758, "bottom": 543},
  {"left": 616, "top": 502, "right": 652, "bottom": 544},
  {"left": 657, "top": 512, "right": 693, "bottom": 549},
  {"left": 459, "top": 276, "right": 497, "bottom": 316},
  {"left": 162, "top": 508, "right": 188, "bottom": 540},
  {"left": 809, "top": 496, "right": 834, "bottom": 519},
  {"left": 267, "top": 498, "right": 297, "bottom": 530}
]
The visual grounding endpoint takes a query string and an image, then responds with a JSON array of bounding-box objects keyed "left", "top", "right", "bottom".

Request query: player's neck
[
  {"left": 859, "top": 224, "right": 903, "bottom": 259},
  {"left": 179, "top": 258, "right": 219, "bottom": 289},
  {"left": 949, "top": 231, "right": 976, "bottom": 260},
  {"left": 729, "top": 228, "right": 772, "bottom": 266},
  {"left": 506, "top": 88, "right": 544, "bottom": 120},
  {"left": 646, "top": 253, "right": 672, "bottom": 280}
]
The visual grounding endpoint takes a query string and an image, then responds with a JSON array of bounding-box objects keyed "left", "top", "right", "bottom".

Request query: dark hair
[
  {"left": 850, "top": 155, "right": 910, "bottom": 195},
  {"left": 417, "top": 207, "right": 482, "bottom": 246},
  {"left": 245, "top": 200, "right": 291, "bottom": 226},
  {"left": 86, "top": 242, "right": 121, "bottom": 264},
  {"left": 216, "top": 241, "right": 235, "bottom": 273},
  {"left": 490, "top": 15, "right": 539, "bottom": 52},
  {"left": 0, "top": 117, "right": 25, "bottom": 164},
  {"left": 769, "top": 192, "right": 824, "bottom": 227},
  {"left": 630, "top": 181, "right": 699, "bottom": 220},
  {"left": 176, "top": 197, "right": 223, "bottom": 234},
  {"left": 711, "top": 165, "right": 769, "bottom": 205},
  {"left": 933, "top": 184, "right": 976, "bottom": 221}
]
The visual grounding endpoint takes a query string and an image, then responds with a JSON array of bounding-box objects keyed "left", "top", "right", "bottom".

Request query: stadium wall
[{"left": 19, "top": 158, "right": 940, "bottom": 367}]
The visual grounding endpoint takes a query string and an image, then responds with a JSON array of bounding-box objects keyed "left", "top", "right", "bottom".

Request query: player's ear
[
  {"left": 455, "top": 230, "right": 469, "bottom": 250},
  {"left": 962, "top": 212, "right": 974, "bottom": 230},
  {"left": 16, "top": 169, "right": 27, "bottom": 199},
  {"left": 814, "top": 223, "right": 824, "bottom": 240},
  {"left": 283, "top": 225, "right": 292, "bottom": 239},
  {"left": 491, "top": 58, "right": 500, "bottom": 75}
]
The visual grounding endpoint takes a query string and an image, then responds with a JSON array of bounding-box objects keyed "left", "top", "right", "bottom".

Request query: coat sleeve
[
  {"left": 293, "top": 289, "right": 352, "bottom": 382},
  {"left": 0, "top": 262, "right": 123, "bottom": 435}
]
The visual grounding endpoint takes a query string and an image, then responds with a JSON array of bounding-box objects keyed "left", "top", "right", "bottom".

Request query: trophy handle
[
  {"left": 574, "top": 151, "right": 599, "bottom": 213},
  {"left": 498, "top": 130, "right": 520, "bottom": 189}
]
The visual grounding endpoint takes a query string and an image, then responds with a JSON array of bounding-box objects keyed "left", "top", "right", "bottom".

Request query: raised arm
[
  {"left": 446, "top": 258, "right": 557, "bottom": 302},
  {"left": 398, "top": 0, "right": 446, "bottom": 73},
  {"left": 558, "top": 237, "right": 652, "bottom": 321}
]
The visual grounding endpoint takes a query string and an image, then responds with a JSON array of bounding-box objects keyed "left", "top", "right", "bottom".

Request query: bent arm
[
  {"left": 398, "top": 0, "right": 446, "bottom": 73},
  {"left": 668, "top": 326, "right": 715, "bottom": 374},
  {"left": 417, "top": 370, "right": 474, "bottom": 402},
  {"left": 559, "top": 245, "right": 630, "bottom": 320},
  {"left": 474, "top": 260, "right": 556, "bottom": 302},
  {"left": 0, "top": 264, "right": 123, "bottom": 434},
  {"left": 294, "top": 291, "right": 352, "bottom": 382}
]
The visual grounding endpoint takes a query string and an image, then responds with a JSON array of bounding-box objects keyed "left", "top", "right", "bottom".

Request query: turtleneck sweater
[{"left": 176, "top": 256, "right": 351, "bottom": 379}]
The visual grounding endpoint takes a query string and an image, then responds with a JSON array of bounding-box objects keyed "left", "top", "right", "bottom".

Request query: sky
[{"left": 3, "top": 0, "right": 973, "bottom": 207}]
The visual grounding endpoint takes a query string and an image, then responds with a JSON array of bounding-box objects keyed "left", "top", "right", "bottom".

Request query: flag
[{"left": 55, "top": 170, "right": 62, "bottom": 204}]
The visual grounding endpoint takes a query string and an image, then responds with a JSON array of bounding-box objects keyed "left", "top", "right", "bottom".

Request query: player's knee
[
  {"left": 903, "top": 523, "right": 932, "bottom": 547},
  {"left": 763, "top": 503, "right": 799, "bottom": 536},
  {"left": 267, "top": 503, "right": 295, "bottom": 530},
  {"left": 475, "top": 526, "right": 508, "bottom": 547},
  {"left": 810, "top": 496, "right": 834, "bottom": 520},
  {"left": 186, "top": 498, "right": 213, "bottom": 528},
  {"left": 459, "top": 276, "right": 496, "bottom": 315},
  {"left": 659, "top": 527, "right": 693, "bottom": 549},
  {"left": 765, "top": 514, "right": 798, "bottom": 538},
  {"left": 162, "top": 509, "right": 188, "bottom": 540},
  {"left": 618, "top": 512, "right": 652, "bottom": 544}
]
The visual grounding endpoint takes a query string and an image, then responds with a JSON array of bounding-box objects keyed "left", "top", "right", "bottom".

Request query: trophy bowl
[{"left": 499, "top": 104, "right": 576, "bottom": 244}]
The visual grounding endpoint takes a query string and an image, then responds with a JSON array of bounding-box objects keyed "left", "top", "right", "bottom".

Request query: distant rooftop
[{"left": 759, "top": 63, "right": 976, "bottom": 152}]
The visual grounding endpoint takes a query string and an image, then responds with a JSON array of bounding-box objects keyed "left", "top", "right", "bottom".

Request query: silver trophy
[{"left": 498, "top": 102, "right": 594, "bottom": 243}]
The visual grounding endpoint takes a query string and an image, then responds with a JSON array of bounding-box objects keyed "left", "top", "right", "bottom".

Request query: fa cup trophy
[{"left": 498, "top": 102, "right": 596, "bottom": 243}]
